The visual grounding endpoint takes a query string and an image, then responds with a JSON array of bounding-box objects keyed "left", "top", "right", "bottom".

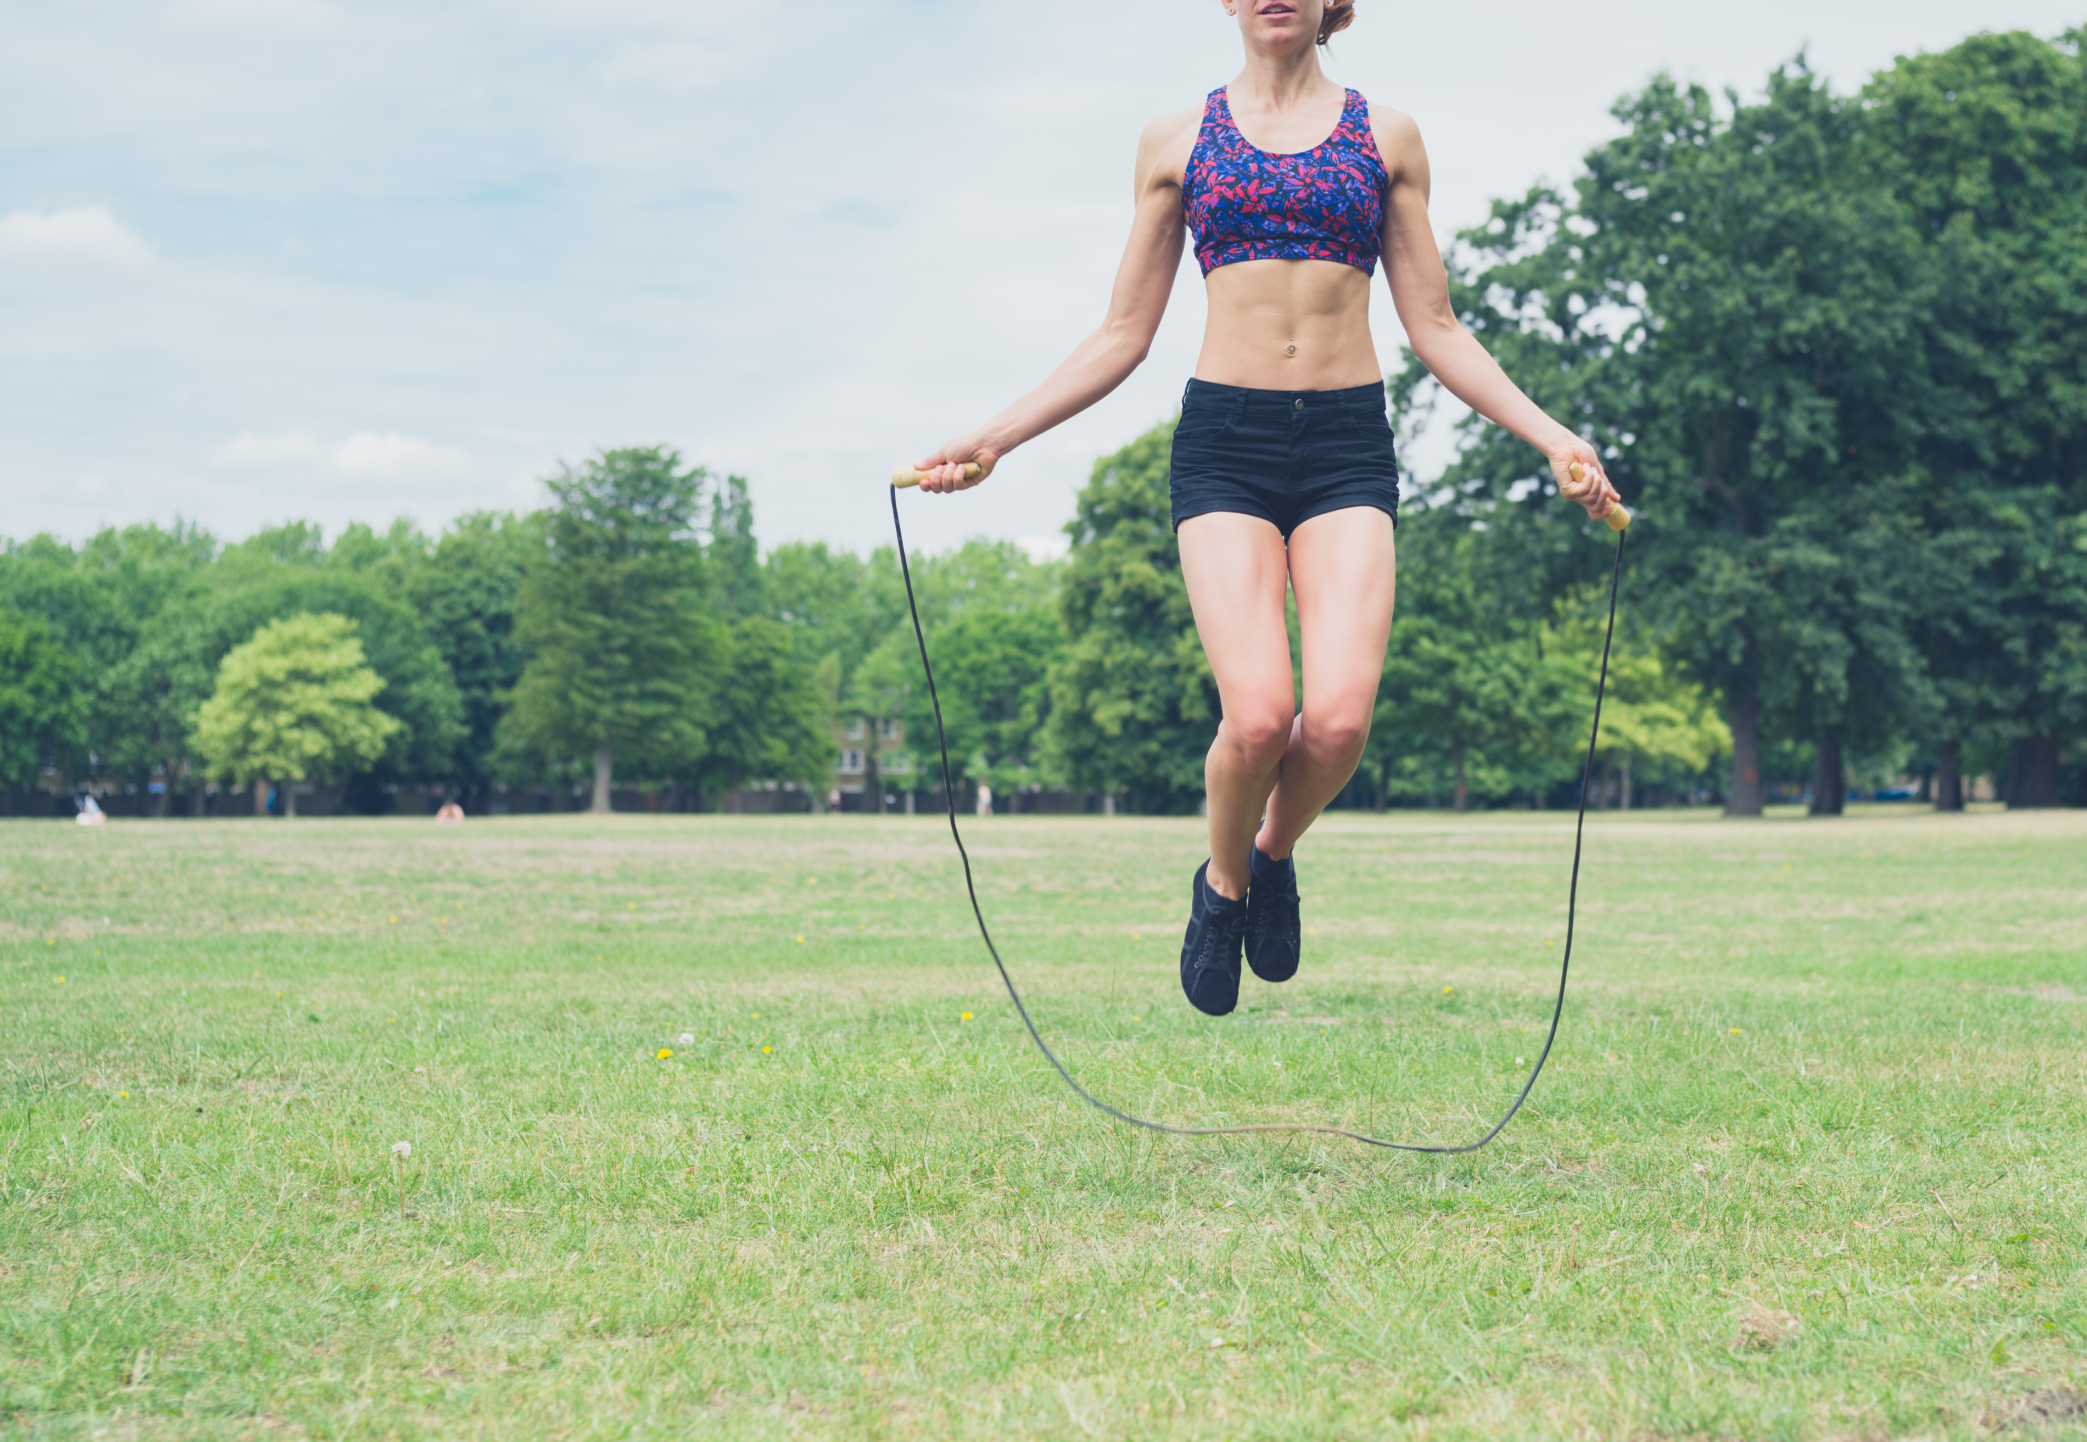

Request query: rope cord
[{"left": 890, "top": 484, "right": 1626, "bottom": 1152}]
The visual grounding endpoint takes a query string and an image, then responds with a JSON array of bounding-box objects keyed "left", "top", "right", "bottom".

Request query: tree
[
  {"left": 0, "top": 608, "right": 83, "bottom": 792},
  {"left": 502, "top": 447, "right": 725, "bottom": 811},
  {"left": 193, "top": 557, "right": 464, "bottom": 806},
  {"left": 1368, "top": 510, "right": 1550, "bottom": 810},
  {"left": 1047, "top": 422, "right": 1217, "bottom": 814},
  {"left": 849, "top": 540, "right": 1064, "bottom": 801},
  {"left": 708, "top": 473, "right": 765, "bottom": 619},
  {"left": 0, "top": 523, "right": 218, "bottom": 797},
  {"left": 407, "top": 512, "right": 536, "bottom": 812},
  {"left": 764, "top": 540, "right": 906, "bottom": 701},
  {"left": 191, "top": 613, "right": 401, "bottom": 816},
  {"left": 1865, "top": 30, "right": 2087, "bottom": 807},
  {"left": 688, "top": 615, "right": 835, "bottom": 804},
  {"left": 1400, "top": 64, "right": 1933, "bottom": 816},
  {"left": 1545, "top": 601, "right": 1731, "bottom": 809}
]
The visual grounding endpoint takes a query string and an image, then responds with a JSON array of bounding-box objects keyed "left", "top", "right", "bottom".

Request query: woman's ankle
[{"left": 1205, "top": 859, "right": 1250, "bottom": 901}]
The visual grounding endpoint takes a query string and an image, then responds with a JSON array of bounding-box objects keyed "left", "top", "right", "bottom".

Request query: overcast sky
[{"left": 5, "top": 1, "right": 2080, "bottom": 557}]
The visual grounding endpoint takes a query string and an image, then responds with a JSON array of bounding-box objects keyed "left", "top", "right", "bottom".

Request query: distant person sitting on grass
[
  {"left": 435, "top": 802, "right": 465, "bottom": 826},
  {"left": 908, "top": 0, "right": 1619, "bottom": 1016}
]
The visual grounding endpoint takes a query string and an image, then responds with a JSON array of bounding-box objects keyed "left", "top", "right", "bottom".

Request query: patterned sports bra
[{"left": 1182, "top": 86, "right": 1389, "bottom": 277}]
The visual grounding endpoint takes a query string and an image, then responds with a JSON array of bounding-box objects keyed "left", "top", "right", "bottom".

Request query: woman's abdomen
[{"left": 1194, "top": 259, "right": 1380, "bottom": 391}]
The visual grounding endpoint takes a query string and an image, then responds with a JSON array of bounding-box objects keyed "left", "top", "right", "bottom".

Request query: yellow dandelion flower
[
  {"left": 1443, "top": 985, "right": 1454, "bottom": 994},
  {"left": 1131, "top": 1016, "right": 1140, "bottom": 1022},
  {"left": 794, "top": 936, "right": 805, "bottom": 943},
  {"left": 657, "top": 1048, "right": 673, "bottom": 1059},
  {"left": 751, "top": 1013, "right": 760, "bottom": 1019},
  {"left": 1730, "top": 1027, "right": 1743, "bottom": 1034},
  {"left": 56, "top": 976, "right": 66, "bottom": 983},
  {"left": 960, "top": 1013, "right": 973, "bottom": 1021},
  {"left": 119, "top": 1090, "right": 130, "bottom": 1098},
  {"left": 762, "top": 1045, "right": 772, "bottom": 1054}
]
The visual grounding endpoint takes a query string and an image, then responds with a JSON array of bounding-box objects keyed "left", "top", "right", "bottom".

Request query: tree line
[
  {"left": 2, "top": 31, "right": 2079, "bottom": 817},
  {"left": 1397, "top": 28, "right": 2087, "bottom": 813}
]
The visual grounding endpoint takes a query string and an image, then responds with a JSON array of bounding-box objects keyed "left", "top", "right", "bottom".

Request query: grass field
[{"left": 3, "top": 806, "right": 2084, "bottom": 1440}]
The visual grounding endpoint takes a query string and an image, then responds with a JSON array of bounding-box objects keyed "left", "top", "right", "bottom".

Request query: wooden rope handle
[
  {"left": 893, "top": 461, "right": 990, "bottom": 489},
  {"left": 1569, "top": 462, "right": 1631, "bottom": 531}
]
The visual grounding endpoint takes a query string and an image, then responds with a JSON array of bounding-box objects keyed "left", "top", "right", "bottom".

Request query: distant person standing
[
  {"left": 975, "top": 784, "right": 994, "bottom": 818},
  {"left": 910, "top": 1, "right": 1618, "bottom": 1015}
]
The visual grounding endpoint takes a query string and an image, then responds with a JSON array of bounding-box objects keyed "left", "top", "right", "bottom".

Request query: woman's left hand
[{"left": 1547, "top": 438, "right": 1620, "bottom": 522}]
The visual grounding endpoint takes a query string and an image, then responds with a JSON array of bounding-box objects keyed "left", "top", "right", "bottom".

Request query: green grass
[{"left": 2, "top": 807, "right": 2084, "bottom": 1440}]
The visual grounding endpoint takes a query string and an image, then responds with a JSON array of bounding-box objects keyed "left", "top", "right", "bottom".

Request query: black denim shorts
[{"left": 1168, "top": 377, "right": 1401, "bottom": 538}]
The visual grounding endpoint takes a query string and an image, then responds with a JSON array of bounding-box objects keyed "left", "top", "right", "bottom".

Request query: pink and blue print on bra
[{"left": 1183, "top": 87, "right": 1389, "bottom": 278}]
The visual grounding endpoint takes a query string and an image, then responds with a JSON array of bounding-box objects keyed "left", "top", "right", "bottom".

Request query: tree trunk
[
  {"left": 868, "top": 750, "right": 883, "bottom": 814},
  {"left": 1451, "top": 737, "right": 1468, "bottom": 813},
  {"left": 254, "top": 779, "right": 269, "bottom": 817},
  {"left": 1810, "top": 735, "right": 1844, "bottom": 816},
  {"left": 1934, "top": 741, "right": 1964, "bottom": 812},
  {"left": 285, "top": 783, "right": 298, "bottom": 819},
  {"left": 2007, "top": 734, "right": 2061, "bottom": 808},
  {"left": 1725, "top": 692, "right": 1763, "bottom": 817},
  {"left": 1620, "top": 756, "right": 1633, "bottom": 812},
  {"left": 592, "top": 744, "right": 613, "bottom": 813}
]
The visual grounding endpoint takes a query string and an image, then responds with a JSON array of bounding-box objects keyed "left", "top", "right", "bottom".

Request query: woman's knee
[
  {"left": 1305, "top": 700, "right": 1373, "bottom": 764},
  {"left": 1218, "top": 704, "right": 1295, "bottom": 770}
]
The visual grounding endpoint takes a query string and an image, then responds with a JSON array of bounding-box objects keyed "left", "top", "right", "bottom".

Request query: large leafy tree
[
  {"left": 1046, "top": 422, "right": 1216, "bottom": 814},
  {"left": 406, "top": 512, "right": 536, "bottom": 812},
  {"left": 0, "top": 608, "right": 83, "bottom": 793},
  {"left": 684, "top": 481, "right": 834, "bottom": 803},
  {"left": 1401, "top": 64, "right": 1933, "bottom": 816},
  {"left": 503, "top": 447, "right": 725, "bottom": 811},
  {"left": 191, "top": 613, "right": 401, "bottom": 817},
  {"left": 1865, "top": 30, "right": 2087, "bottom": 807},
  {"left": 1369, "top": 509, "right": 1558, "bottom": 811},
  {"left": 0, "top": 524, "right": 218, "bottom": 796},
  {"left": 194, "top": 556, "right": 464, "bottom": 802},
  {"left": 853, "top": 540, "right": 1064, "bottom": 801}
]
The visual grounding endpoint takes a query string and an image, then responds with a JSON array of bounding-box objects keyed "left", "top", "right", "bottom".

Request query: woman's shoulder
[
  {"left": 1357, "top": 97, "right": 1424, "bottom": 167},
  {"left": 1138, "top": 101, "right": 1208, "bottom": 153},
  {"left": 1136, "top": 102, "right": 1207, "bottom": 178}
]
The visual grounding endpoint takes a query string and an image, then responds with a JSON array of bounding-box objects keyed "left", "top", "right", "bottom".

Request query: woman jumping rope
[{"left": 911, "top": 0, "right": 1620, "bottom": 1018}]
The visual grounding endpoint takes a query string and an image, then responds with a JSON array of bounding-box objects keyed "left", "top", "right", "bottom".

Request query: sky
[{"left": 4, "top": 0, "right": 2081, "bottom": 558}]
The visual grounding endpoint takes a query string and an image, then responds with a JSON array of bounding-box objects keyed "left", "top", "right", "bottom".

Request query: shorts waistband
[{"left": 1184, "top": 377, "right": 1387, "bottom": 407}]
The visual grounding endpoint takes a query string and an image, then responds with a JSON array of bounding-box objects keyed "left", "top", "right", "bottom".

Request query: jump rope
[{"left": 888, "top": 460, "right": 1629, "bottom": 1152}]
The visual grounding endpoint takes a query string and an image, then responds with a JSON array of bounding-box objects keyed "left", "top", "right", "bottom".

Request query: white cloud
[
  {"left": 213, "top": 429, "right": 468, "bottom": 476},
  {"left": 165, "top": 0, "right": 342, "bottom": 34},
  {"left": 215, "top": 430, "right": 325, "bottom": 466},
  {"left": 331, "top": 431, "right": 469, "bottom": 477},
  {"left": 0, "top": 207, "right": 154, "bottom": 269}
]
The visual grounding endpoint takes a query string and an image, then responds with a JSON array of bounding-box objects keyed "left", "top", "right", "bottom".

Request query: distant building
[{"left": 833, "top": 712, "right": 913, "bottom": 811}]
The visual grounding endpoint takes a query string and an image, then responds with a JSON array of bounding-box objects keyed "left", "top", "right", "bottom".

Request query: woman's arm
[
  {"left": 1372, "top": 108, "right": 1619, "bottom": 521},
  {"left": 911, "top": 112, "right": 1197, "bottom": 494}
]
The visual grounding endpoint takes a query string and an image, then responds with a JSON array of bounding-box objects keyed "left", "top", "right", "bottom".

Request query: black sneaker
[
  {"left": 1244, "top": 845, "right": 1300, "bottom": 983},
  {"left": 1179, "top": 861, "right": 1246, "bottom": 1016}
]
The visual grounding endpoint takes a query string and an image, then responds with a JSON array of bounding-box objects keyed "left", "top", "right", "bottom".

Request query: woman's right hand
[{"left": 912, "top": 434, "right": 998, "bottom": 494}]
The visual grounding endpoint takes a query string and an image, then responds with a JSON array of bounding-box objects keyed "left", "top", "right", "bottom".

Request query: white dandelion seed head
[
  {"left": 678, "top": 1032, "right": 694, "bottom": 1045},
  {"left": 391, "top": 1140, "right": 412, "bottom": 1158}
]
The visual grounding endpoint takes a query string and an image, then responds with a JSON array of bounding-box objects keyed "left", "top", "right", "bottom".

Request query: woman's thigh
[
  {"left": 1287, "top": 507, "right": 1397, "bottom": 720},
  {"left": 1177, "top": 511, "right": 1295, "bottom": 717}
]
